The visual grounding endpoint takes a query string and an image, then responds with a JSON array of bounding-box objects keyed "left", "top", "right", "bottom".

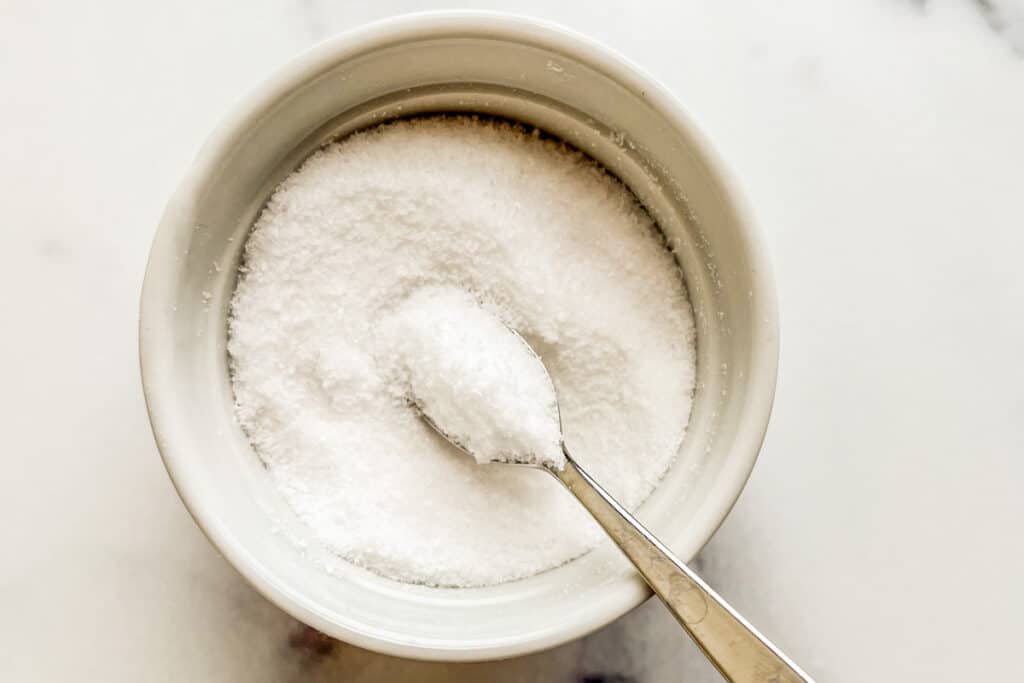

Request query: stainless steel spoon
[{"left": 413, "top": 333, "right": 814, "bottom": 683}]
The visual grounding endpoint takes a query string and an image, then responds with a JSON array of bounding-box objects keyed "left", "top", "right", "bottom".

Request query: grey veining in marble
[
  {"left": 1, "top": 1, "right": 1022, "bottom": 681},
  {"left": 968, "top": 0, "right": 1024, "bottom": 52}
]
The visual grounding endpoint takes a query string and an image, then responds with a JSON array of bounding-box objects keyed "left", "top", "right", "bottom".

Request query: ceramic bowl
[{"left": 139, "top": 11, "right": 778, "bottom": 661}]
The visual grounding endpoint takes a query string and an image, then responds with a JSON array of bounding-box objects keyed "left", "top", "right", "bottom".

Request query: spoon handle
[{"left": 554, "top": 451, "right": 813, "bottom": 683}]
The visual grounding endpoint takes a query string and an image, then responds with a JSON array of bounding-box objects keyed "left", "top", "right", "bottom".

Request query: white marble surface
[{"left": 2, "top": 1, "right": 1023, "bottom": 680}]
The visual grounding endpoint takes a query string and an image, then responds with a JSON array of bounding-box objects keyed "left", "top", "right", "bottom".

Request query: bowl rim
[{"left": 139, "top": 9, "right": 779, "bottom": 661}]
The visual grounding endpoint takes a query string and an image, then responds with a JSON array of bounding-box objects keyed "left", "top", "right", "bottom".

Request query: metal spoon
[{"left": 413, "top": 333, "right": 814, "bottom": 683}]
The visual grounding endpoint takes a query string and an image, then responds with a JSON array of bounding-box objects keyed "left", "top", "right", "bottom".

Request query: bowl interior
[{"left": 140, "top": 15, "right": 777, "bottom": 661}]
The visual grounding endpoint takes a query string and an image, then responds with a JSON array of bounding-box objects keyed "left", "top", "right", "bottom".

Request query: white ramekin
[{"left": 139, "top": 11, "right": 778, "bottom": 661}]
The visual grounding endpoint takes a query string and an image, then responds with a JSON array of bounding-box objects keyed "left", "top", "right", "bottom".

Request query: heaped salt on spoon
[
  {"left": 388, "top": 286, "right": 814, "bottom": 683},
  {"left": 385, "top": 286, "right": 565, "bottom": 469}
]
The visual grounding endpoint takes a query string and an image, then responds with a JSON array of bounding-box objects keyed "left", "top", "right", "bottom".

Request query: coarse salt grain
[{"left": 228, "top": 116, "right": 696, "bottom": 587}]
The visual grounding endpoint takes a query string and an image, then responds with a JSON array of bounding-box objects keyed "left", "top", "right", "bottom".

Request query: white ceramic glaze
[{"left": 139, "top": 12, "right": 778, "bottom": 661}]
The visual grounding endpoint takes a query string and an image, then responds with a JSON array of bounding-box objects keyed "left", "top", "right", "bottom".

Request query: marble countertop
[{"left": 2, "top": 1, "right": 1022, "bottom": 680}]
